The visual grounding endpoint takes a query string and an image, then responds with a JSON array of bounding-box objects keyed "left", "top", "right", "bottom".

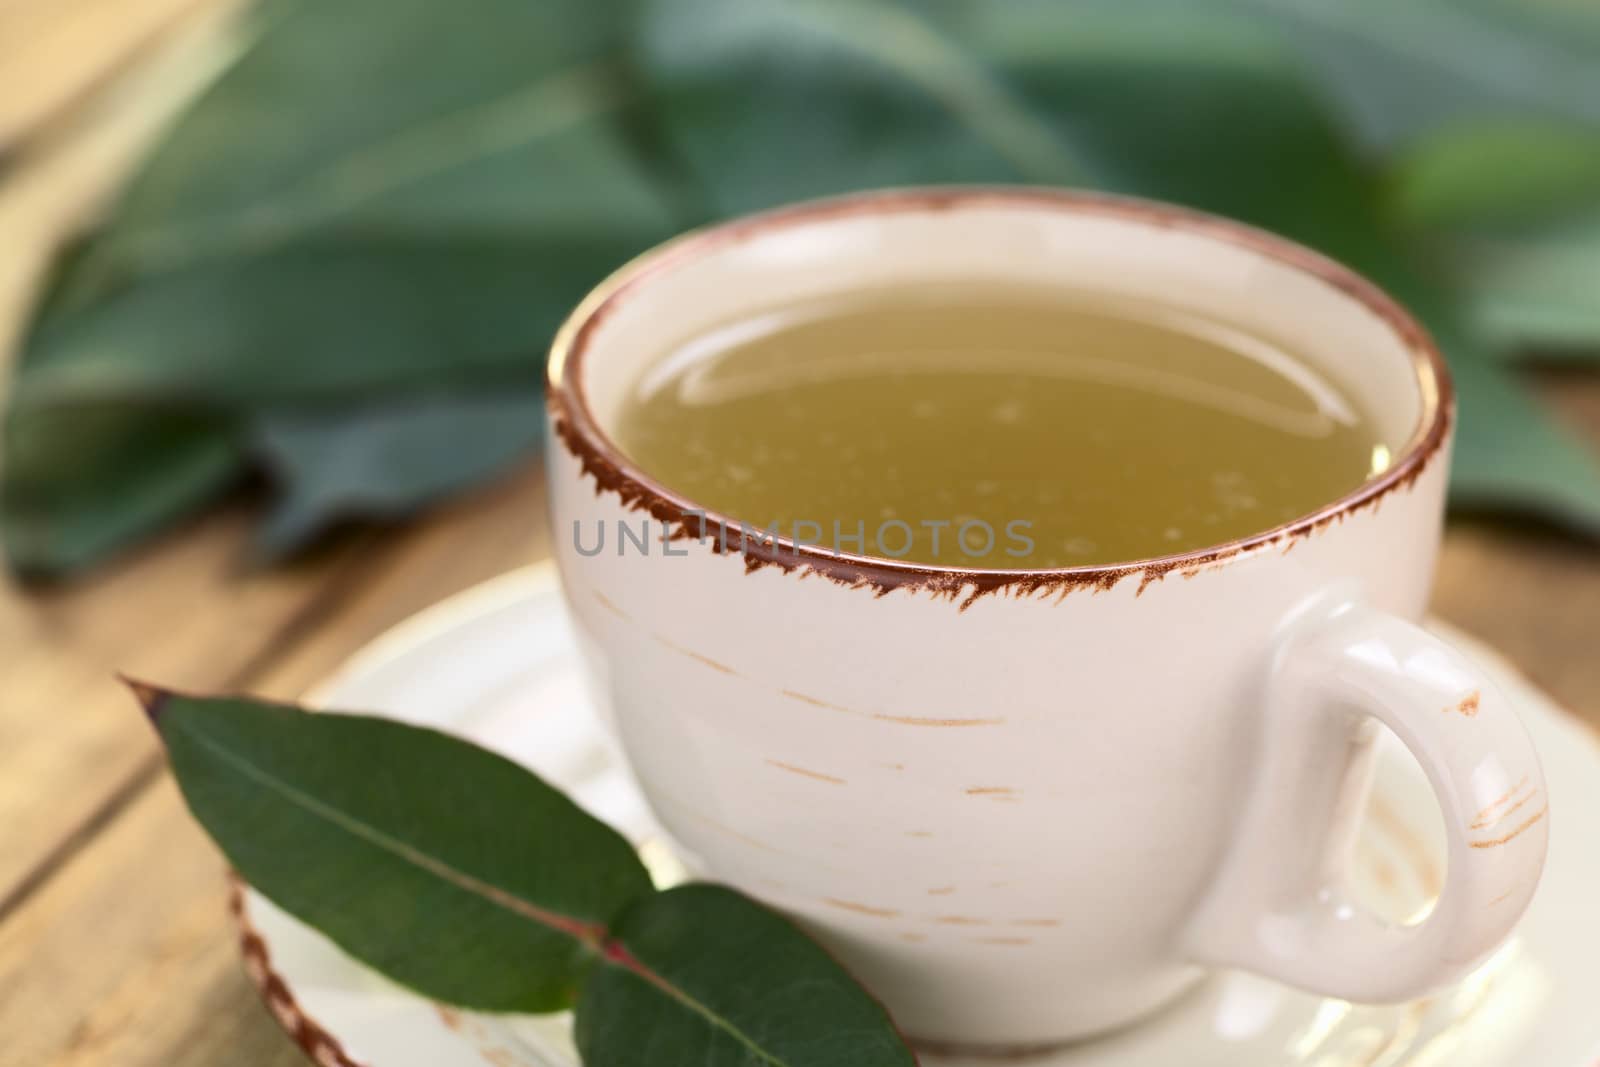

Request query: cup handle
[{"left": 1183, "top": 592, "right": 1549, "bottom": 1001}]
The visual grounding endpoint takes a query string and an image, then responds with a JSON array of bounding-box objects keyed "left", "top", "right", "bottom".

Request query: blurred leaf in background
[
  {"left": 3, "top": 0, "right": 682, "bottom": 574},
  {"left": 6, "top": 0, "right": 1600, "bottom": 577}
]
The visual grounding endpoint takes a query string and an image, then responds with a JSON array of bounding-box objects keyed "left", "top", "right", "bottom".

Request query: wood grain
[
  {"left": 1436, "top": 521, "right": 1600, "bottom": 720},
  {"left": 0, "top": 509, "right": 378, "bottom": 917},
  {"left": 0, "top": 780, "right": 304, "bottom": 1067},
  {"left": 0, "top": 472, "right": 551, "bottom": 1067},
  {"left": 1431, "top": 374, "right": 1600, "bottom": 723},
  {"left": 244, "top": 469, "right": 553, "bottom": 704}
]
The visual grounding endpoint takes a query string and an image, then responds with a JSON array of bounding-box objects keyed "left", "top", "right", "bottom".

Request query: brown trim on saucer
[
  {"left": 230, "top": 879, "right": 368, "bottom": 1067},
  {"left": 549, "top": 186, "right": 1452, "bottom": 609}
]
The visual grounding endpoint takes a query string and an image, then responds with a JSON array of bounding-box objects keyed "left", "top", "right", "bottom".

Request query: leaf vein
[
  {"left": 783, "top": 0, "right": 1087, "bottom": 183},
  {"left": 96, "top": 56, "right": 631, "bottom": 278},
  {"left": 176, "top": 717, "right": 605, "bottom": 946},
  {"left": 603, "top": 938, "right": 790, "bottom": 1067}
]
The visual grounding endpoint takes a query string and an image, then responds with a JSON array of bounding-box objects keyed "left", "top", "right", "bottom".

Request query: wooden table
[{"left": 1, "top": 6, "right": 1598, "bottom": 1065}]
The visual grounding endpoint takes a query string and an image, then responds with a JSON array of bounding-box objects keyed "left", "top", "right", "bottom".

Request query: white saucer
[{"left": 234, "top": 563, "right": 1600, "bottom": 1067}]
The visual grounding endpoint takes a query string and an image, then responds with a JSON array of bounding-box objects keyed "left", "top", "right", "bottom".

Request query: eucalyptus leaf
[
  {"left": 4, "top": 0, "right": 680, "bottom": 576},
  {"left": 637, "top": 0, "right": 1092, "bottom": 215},
  {"left": 9, "top": 0, "right": 1600, "bottom": 577},
  {"left": 963, "top": 9, "right": 1370, "bottom": 251},
  {"left": 135, "top": 686, "right": 918, "bottom": 1064},
  {"left": 577, "top": 885, "right": 916, "bottom": 1067},
  {"left": 142, "top": 687, "right": 654, "bottom": 1013},
  {"left": 1445, "top": 214, "right": 1600, "bottom": 355},
  {"left": 1, "top": 406, "right": 242, "bottom": 579},
  {"left": 1392, "top": 124, "right": 1600, "bottom": 231},
  {"left": 252, "top": 391, "right": 545, "bottom": 559},
  {"left": 1338, "top": 262, "right": 1600, "bottom": 531},
  {"left": 1236, "top": 0, "right": 1600, "bottom": 150},
  {"left": 18, "top": 237, "right": 621, "bottom": 409},
  {"left": 47, "top": 0, "right": 665, "bottom": 310},
  {"left": 1447, "top": 355, "right": 1600, "bottom": 532},
  {"left": 642, "top": 0, "right": 1387, "bottom": 279}
]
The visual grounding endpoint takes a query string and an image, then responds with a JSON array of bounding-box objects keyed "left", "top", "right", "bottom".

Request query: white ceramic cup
[{"left": 544, "top": 189, "right": 1549, "bottom": 1048}]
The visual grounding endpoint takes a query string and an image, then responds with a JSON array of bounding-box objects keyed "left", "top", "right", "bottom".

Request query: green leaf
[
  {"left": 5, "top": 0, "right": 682, "bottom": 574},
  {"left": 1391, "top": 123, "right": 1600, "bottom": 230},
  {"left": 637, "top": 0, "right": 1093, "bottom": 215},
  {"left": 141, "top": 688, "right": 654, "bottom": 1013},
  {"left": 577, "top": 885, "right": 916, "bottom": 1067},
  {"left": 1447, "top": 355, "right": 1600, "bottom": 533},
  {"left": 1235, "top": 0, "right": 1600, "bottom": 151},
  {"left": 1, "top": 405, "right": 242, "bottom": 579},
  {"left": 251, "top": 391, "right": 545, "bottom": 559},
  {"left": 966, "top": 8, "right": 1369, "bottom": 251},
  {"left": 49, "top": 0, "right": 670, "bottom": 309},
  {"left": 18, "top": 0, "right": 681, "bottom": 403},
  {"left": 1443, "top": 214, "right": 1600, "bottom": 355},
  {"left": 137, "top": 687, "right": 917, "bottom": 1064},
  {"left": 644, "top": 0, "right": 1364, "bottom": 266},
  {"left": 11, "top": 0, "right": 1600, "bottom": 576},
  {"left": 1349, "top": 265, "right": 1600, "bottom": 530},
  {"left": 17, "top": 236, "right": 613, "bottom": 410}
]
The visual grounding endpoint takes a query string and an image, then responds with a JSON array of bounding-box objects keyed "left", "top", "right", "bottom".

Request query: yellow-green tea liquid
[{"left": 614, "top": 283, "right": 1382, "bottom": 568}]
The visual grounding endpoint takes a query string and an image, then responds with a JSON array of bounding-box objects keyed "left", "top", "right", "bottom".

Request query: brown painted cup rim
[{"left": 546, "top": 186, "right": 1452, "bottom": 600}]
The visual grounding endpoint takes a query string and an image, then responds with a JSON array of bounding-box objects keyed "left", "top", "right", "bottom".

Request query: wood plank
[
  {"left": 0, "top": 778, "right": 306, "bottom": 1067},
  {"left": 0, "top": 471, "right": 549, "bottom": 1066},
  {"left": 1433, "top": 373, "right": 1600, "bottom": 726},
  {"left": 1435, "top": 525, "right": 1600, "bottom": 724},
  {"left": 0, "top": 511, "right": 378, "bottom": 915},
  {"left": 247, "top": 469, "right": 552, "bottom": 702}
]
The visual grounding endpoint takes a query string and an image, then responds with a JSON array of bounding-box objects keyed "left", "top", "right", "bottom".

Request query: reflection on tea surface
[{"left": 615, "top": 283, "right": 1382, "bottom": 568}]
